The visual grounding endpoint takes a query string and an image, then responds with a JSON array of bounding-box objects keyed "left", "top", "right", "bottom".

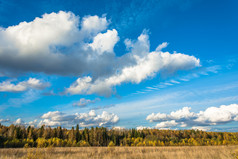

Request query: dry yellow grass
[{"left": 0, "top": 146, "right": 238, "bottom": 159}]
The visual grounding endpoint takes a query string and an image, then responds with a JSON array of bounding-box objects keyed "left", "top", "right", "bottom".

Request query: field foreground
[{"left": 1, "top": 146, "right": 238, "bottom": 159}]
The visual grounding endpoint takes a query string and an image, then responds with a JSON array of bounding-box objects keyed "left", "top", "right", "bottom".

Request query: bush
[
  {"left": 79, "top": 140, "right": 90, "bottom": 147},
  {"left": 108, "top": 141, "right": 115, "bottom": 147}
]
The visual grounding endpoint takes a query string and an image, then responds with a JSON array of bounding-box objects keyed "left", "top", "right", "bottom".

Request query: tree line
[{"left": 1, "top": 124, "right": 238, "bottom": 148}]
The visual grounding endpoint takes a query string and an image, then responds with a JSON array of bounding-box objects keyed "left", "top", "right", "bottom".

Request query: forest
[{"left": 1, "top": 124, "right": 238, "bottom": 148}]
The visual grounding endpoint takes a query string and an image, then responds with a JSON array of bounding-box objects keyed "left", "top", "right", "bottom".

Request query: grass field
[{"left": 0, "top": 146, "right": 238, "bottom": 159}]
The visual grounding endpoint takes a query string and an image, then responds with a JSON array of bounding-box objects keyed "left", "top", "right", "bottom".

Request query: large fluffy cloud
[
  {"left": 0, "top": 11, "right": 200, "bottom": 96},
  {"left": 38, "top": 110, "right": 119, "bottom": 128},
  {"left": 0, "top": 11, "right": 115, "bottom": 76},
  {"left": 146, "top": 104, "right": 238, "bottom": 130},
  {"left": 1, "top": 11, "right": 79, "bottom": 54},
  {"left": 0, "top": 78, "right": 50, "bottom": 92},
  {"left": 66, "top": 31, "right": 200, "bottom": 96},
  {"left": 195, "top": 104, "right": 238, "bottom": 123}
]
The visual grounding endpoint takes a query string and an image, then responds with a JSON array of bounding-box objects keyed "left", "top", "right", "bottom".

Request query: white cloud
[
  {"left": 136, "top": 126, "right": 152, "bottom": 130},
  {"left": 146, "top": 112, "right": 168, "bottom": 122},
  {"left": 1, "top": 10, "right": 236, "bottom": 132},
  {"left": 89, "top": 29, "right": 119, "bottom": 54},
  {"left": 0, "top": 11, "right": 200, "bottom": 96},
  {"left": 234, "top": 116, "right": 238, "bottom": 121},
  {"left": 73, "top": 98, "right": 100, "bottom": 107},
  {"left": 0, "top": 78, "right": 50, "bottom": 92},
  {"left": 0, "top": 11, "right": 114, "bottom": 76},
  {"left": 81, "top": 15, "right": 108, "bottom": 36},
  {"left": 39, "top": 110, "right": 119, "bottom": 128},
  {"left": 155, "top": 42, "right": 168, "bottom": 51},
  {"left": 14, "top": 118, "right": 25, "bottom": 125},
  {"left": 136, "top": 65, "right": 221, "bottom": 95},
  {"left": 28, "top": 120, "right": 38, "bottom": 127},
  {"left": 88, "top": 110, "right": 96, "bottom": 117},
  {"left": 180, "top": 122, "right": 187, "bottom": 127},
  {"left": 0, "top": 119, "right": 10, "bottom": 123},
  {"left": 1, "top": 11, "right": 79, "bottom": 54},
  {"left": 170, "top": 107, "right": 195, "bottom": 120},
  {"left": 66, "top": 31, "right": 200, "bottom": 96},
  {"left": 112, "top": 126, "right": 125, "bottom": 130},
  {"left": 41, "top": 111, "right": 63, "bottom": 119},
  {"left": 13, "top": 118, "right": 38, "bottom": 127},
  {"left": 170, "top": 80, "right": 180, "bottom": 84},
  {"left": 195, "top": 104, "right": 238, "bottom": 123},
  {"left": 147, "top": 104, "right": 238, "bottom": 129},
  {"left": 155, "top": 120, "right": 178, "bottom": 128},
  {"left": 191, "top": 126, "right": 211, "bottom": 131},
  {"left": 146, "top": 107, "right": 195, "bottom": 122},
  {"left": 66, "top": 76, "right": 92, "bottom": 95}
]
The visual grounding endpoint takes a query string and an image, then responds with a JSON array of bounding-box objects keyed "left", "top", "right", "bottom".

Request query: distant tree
[
  {"left": 76, "top": 124, "right": 81, "bottom": 142},
  {"left": 57, "top": 126, "right": 63, "bottom": 139},
  {"left": 69, "top": 127, "right": 75, "bottom": 142}
]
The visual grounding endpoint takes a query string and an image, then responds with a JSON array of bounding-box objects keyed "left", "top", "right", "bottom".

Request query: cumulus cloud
[
  {"left": 14, "top": 118, "right": 28, "bottom": 126},
  {"left": 155, "top": 120, "right": 178, "bottom": 128},
  {"left": 28, "top": 120, "right": 38, "bottom": 127},
  {"left": 13, "top": 118, "right": 38, "bottom": 127},
  {"left": 66, "top": 31, "right": 200, "bottom": 96},
  {"left": 0, "top": 78, "right": 50, "bottom": 92},
  {"left": 0, "top": 11, "right": 200, "bottom": 96},
  {"left": 0, "top": 118, "right": 37, "bottom": 127},
  {"left": 112, "top": 126, "right": 125, "bottom": 130},
  {"left": 0, "top": 11, "right": 114, "bottom": 76},
  {"left": 1, "top": 11, "right": 79, "bottom": 53},
  {"left": 15, "top": 118, "right": 23, "bottom": 125},
  {"left": 88, "top": 29, "right": 119, "bottom": 54},
  {"left": 191, "top": 126, "right": 211, "bottom": 131},
  {"left": 146, "top": 107, "right": 195, "bottom": 122},
  {"left": 136, "top": 126, "right": 152, "bottom": 130},
  {"left": 41, "top": 111, "right": 63, "bottom": 119},
  {"left": 195, "top": 104, "right": 238, "bottom": 123},
  {"left": 38, "top": 110, "right": 119, "bottom": 128},
  {"left": 0, "top": 119, "right": 10, "bottom": 123},
  {"left": 80, "top": 15, "right": 108, "bottom": 36},
  {"left": 146, "top": 104, "right": 238, "bottom": 130},
  {"left": 73, "top": 98, "right": 100, "bottom": 107}
]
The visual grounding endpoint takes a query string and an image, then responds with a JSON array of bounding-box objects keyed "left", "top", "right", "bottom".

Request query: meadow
[{"left": 0, "top": 146, "right": 238, "bottom": 159}]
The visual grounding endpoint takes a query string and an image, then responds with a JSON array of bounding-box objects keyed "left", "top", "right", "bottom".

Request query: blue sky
[{"left": 0, "top": 0, "right": 238, "bottom": 131}]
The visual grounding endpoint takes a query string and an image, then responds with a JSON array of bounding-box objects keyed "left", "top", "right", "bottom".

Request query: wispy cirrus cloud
[
  {"left": 73, "top": 98, "right": 100, "bottom": 107},
  {"left": 0, "top": 89, "right": 41, "bottom": 111},
  {"left": 132, "top": 65, "right": 221, "bottom": 95}
]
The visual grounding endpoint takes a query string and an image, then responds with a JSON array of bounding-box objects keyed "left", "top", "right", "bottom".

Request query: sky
[{"left": 0, "top": 0, "right": 238, "bottom": 131}]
